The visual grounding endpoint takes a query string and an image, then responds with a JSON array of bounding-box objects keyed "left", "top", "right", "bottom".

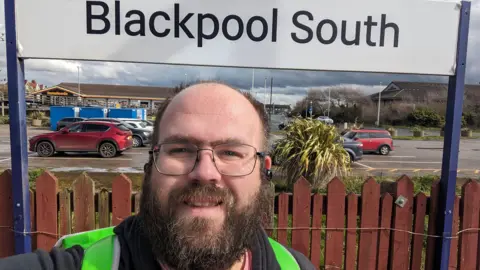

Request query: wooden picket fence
[{"left": 0, "top": 170, "right": 479, "bottom": 269}]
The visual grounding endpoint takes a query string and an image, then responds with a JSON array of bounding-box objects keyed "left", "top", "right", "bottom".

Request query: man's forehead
[
  {"left": 157, "top": 83, "right": 262, "bottom": 145},
  {"left": 167, "top": 83, "right": 252, "bottom": 115}
]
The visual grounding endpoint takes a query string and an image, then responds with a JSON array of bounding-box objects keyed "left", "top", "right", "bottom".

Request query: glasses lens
[
  {"left": 152, "top": 143, "right": 259, "bottom": 176},
  {"left": 213, "top": 143, "right": 257, "bottom": 176},
  {"left": 154, "top": 143, "right": 197, "bottom": 175}
]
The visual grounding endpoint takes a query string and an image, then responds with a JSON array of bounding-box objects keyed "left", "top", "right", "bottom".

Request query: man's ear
[
  {"left": 264, "top": 155, "right": 272, "bottom": 170},
  {"left": 264, "top": 156, "right": 273, "bottom": 180}
]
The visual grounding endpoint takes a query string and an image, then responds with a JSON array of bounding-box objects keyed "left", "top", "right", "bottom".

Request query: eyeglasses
[{"left": 149, "top": 142, "right": 265, "bottom": 176}]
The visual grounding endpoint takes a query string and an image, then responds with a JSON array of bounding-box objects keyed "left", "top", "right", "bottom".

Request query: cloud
[{"left": 0, "top": 0, "right": 478, "bottom": 106}]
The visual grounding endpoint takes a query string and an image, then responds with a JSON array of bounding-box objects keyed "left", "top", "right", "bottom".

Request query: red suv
[
  {"left": 29, "top": 121, "right": 133, "bottom": 158},
  {"left": 343, "top": 128, "right": 394, "bottom": 155}
]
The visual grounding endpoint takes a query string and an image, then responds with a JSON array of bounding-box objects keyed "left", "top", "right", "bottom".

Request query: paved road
[{"left": 0, "top": 125, "right": 478, "bottom": 177}]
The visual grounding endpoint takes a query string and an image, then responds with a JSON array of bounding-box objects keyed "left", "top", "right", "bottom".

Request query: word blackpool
[{"left": 86, "top": 1, "right": 400, "bottom": 48}]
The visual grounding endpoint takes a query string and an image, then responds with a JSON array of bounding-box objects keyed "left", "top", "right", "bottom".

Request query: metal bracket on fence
[{"left": 395, "top": 195, "right": 407, "bottom": 208}]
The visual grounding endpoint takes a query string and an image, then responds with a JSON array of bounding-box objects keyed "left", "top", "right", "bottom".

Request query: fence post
[
  {"left": 112, "top": 174, "right": 132, "bottom": 226},
  {"left": 324, "top": 177, "right": 345, "bottom": 269},
  {"left": 291, "top": 177, "right": 311, "bottom": 257},
  {"left": 457, "top": 180, "right": 479, "bottom": 269},
  {"left": 389, "top": 175, "right": 414, "bottom": 270},
  {"left": 73, "top": 173, "right": 95, "bottom": 233},
  {"left": 0, "top": 170, "right": 14, "bottom": 257},
  {"left": 35, "top": 171, "right": 58, "bottom": 250}
]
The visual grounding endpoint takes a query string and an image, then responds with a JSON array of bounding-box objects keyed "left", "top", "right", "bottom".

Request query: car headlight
[{"left": 143, "top": 131, "right": 151, "bottom": 137}]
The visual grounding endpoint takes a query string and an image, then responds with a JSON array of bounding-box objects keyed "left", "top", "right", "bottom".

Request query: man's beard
[{"left": 138, "top": 171, "right": 273, "bottom": 270}]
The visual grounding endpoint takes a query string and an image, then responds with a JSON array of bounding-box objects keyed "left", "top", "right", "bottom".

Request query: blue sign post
[
  {"left": 435, "top": 2, "right": 471, "bottom": 270},
  {"left": 4, "top": 0, "right": 32, "bottom": 254},
  {"left": 2, "top": 0, "right": 471, "bottom": 267}
]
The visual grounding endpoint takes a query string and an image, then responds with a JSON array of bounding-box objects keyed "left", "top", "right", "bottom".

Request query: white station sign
[{"left": 16, "top": 0, "right": 461, "bottom": 75}]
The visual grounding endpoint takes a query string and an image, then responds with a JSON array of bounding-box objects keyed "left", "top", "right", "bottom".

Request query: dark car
[
  {"left": 56, "top": 117, "right": 86, "bottom": 130},
  {"left": 28, "top": 121, "right": 133, "bottom": 158},
  {"left": 86, "top": 118, "right": 152, "bottom": 147},
  {"left": 270, "top": 138, "right": 363, "bottom": 165},
  {"left": 342, "top": 137, "right": 364, "bottom": 162}
]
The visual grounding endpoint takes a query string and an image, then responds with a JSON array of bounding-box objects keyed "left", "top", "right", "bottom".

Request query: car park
[
  {"left": 343, "top": 128, "right": 394, "bottom": 155},
  {"left": 87, "top": 118, "right": 152, "bottom": 147},
  {"left": 28, "top": 121, "right": 133, "bottom": 158}
]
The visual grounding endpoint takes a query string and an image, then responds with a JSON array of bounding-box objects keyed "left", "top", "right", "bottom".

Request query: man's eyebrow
[
  {"left": 160, "top": 135, "right": 200, "bottom": 144},
  {"left": 160, "top": 135, "right": 247, "bottom": 146},
  {"left": 210, "top": 138, "right": 247, "bottom": 146}
]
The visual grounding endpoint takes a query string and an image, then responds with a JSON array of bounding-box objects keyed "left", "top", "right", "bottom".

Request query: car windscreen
[
  {"left": 116, "top": 124, "right": 131, "bottom": 131},
  {"left": 138, "top": 122, "right": 147, "bottom": 128},
  {"left": 343, "top": 131, "right": 356, "bottom": 139},
  {"left": 122, "top": 122, "right": 135, "bottom": 129}
]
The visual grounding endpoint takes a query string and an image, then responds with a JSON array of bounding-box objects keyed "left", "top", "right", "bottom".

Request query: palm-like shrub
[{"left": 272, "top": 117, "right": 350, "bottom": 189}]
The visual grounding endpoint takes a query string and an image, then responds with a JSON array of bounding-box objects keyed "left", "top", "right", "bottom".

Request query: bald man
[{"left": 0, "top": 82, "right": 315, "bottom": 270}]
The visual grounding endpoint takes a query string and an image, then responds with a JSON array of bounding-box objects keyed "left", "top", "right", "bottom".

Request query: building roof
[
  {"left": 32, "top": 82, "right": 176, "bottom": 101},
  {"left": 371, "top": 81, "right": 480, "bottom": 102}
]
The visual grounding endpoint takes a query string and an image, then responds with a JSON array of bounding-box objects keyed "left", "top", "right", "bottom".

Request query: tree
[
  {"left": 272, "top": 118, "right": 350, "bottom": 189},
  {"left": 291, "top": 96, "right": 328, "bottom": 118},
  {"left": 308, "top": 86, "right": 372, "bottom": 107}
]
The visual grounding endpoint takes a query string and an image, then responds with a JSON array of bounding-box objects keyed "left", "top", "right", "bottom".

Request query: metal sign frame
[{"left": 3, "top": 0, "right": 471, "bottom": 268}]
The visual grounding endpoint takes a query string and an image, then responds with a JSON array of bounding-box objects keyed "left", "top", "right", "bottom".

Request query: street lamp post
[
  {"left": 376, "top": 82, "right": 383, "bottom": 126},
  {"left": 327, "top": 88, "right": 331, "bottom": 117},
  {"left": 77, "top": 66, "right": 82, "bottom": 106}
]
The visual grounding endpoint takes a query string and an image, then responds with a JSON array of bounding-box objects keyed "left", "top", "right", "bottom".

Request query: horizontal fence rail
[{"left": 0, "top": 170, "right": 479, "bottom": 269}]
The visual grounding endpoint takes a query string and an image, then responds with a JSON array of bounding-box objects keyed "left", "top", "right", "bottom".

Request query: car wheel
[
  {"left": 99, "top": 142, "right": 117, "bottom": 158},
  {"left": 379, "top": 145, "right": 390, "bottom": 155},
  {"left": 347, "top": 153, "right": 353, "bottom": 163},
  {"left": 37, "top": 141, "right": 55, "bottom": 157},
  {"left": 132, "top": 136, "right": 142, "bottom": 147}
]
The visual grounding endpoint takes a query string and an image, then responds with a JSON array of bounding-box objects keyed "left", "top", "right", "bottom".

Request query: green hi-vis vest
[{"left": 54, "top": 226, "right": 301, "bottom": 270}]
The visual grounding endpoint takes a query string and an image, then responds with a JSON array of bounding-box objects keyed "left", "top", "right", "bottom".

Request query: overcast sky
[{"left": 0, "top": 1, "right": 478, "bottom": 106}]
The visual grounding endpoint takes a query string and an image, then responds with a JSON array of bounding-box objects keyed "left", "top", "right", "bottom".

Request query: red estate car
[
  {"left": 29, "top": 121, "right": 133, "bottom": 158},
  {"left": 343, "top": 128, "right": 394, "bottom": 155}
]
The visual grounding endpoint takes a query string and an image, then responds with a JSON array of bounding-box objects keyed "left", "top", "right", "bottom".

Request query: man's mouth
[{"left": 184, "top": 197, "right": 223, "bottom": 207}]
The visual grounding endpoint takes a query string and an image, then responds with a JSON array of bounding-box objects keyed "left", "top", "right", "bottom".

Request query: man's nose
[{"left": 189, "top": 150, "right": 222, "bottom": 184}]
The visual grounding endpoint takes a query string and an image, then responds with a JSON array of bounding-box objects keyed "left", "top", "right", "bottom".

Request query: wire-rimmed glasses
[{"left": 149, "top": 142, "right": 265, "bottom": 176}]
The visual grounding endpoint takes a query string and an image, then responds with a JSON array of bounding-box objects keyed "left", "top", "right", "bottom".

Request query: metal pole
[
  {"left": 327, "top": 88, "right": 331, "bottom": 117},
  {"left": 310, "top": 101, "right": 313, "bottom": 118},
  {"left": 269, "top": 77, "right": 273, "bottom": 119},
  {"left": 4, "top": 0, "right": 32, "bottom": 254},
  {"left": 251, "top": 69, "right": 255, "bottom": 97},
  {"left": 376, "top": 85, "right": 382, "bottom": 126},
  {"left": 264, "top": 77, "right": 267, "bottom": 110},
  {"left": 435, "top": 2, "right": 470, "bottom": 269},
  {"left": 77, "top": 66, "right": 81, "bottom": 106}
]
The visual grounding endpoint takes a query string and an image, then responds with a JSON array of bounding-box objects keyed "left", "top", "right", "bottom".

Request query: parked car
[
  {"left": 56, "top": 117, "right": 86, "bottom": 130},
  {"left": 343, "top": 128, "right": 394, "bottom": 155},
  {"left": 28, "top": 121, "right": 133, "bottom": 158},
  {"left": 87, "top": 118, "right": 152, "bottom": 147},
  {"left": 117, "top": 118, "right": 153, "bottom": 131},
  {"left": 343, "top": 137, "right": 364, "bottom": 162},
  {"left": 270, "top": 138, "right": 363, "bottom": 165},
  {"left": 316, "top": 116, "right": 334, "bottom": 125}
]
